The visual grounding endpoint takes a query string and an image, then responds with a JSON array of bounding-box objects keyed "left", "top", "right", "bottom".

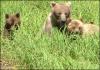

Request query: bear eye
[
  {"left": 79, "top": 27, "right": 83, "bottom": 31},
  {"left": 65, "top": 13, "right": 70, "bottom": 17},
  {"left": 53, "top": 12, "right": 60, "bottom": 19},
  {"left": 72, "top": 27, "right": 75, "bottom": 29},
  {"left": 79, "top": 27, "right": 81, "bottom": 30},
  {"left": 58, "top": 12, "right": 61, "bottom": 15},
  {"left": 65, "top": 13, "right": 67, "bottom": 15}
]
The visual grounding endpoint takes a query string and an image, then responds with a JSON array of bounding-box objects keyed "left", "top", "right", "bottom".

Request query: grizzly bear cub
[
  {"left": 43, "top": 1, "right": 71, "bottom": 34},
  {"left": 3, "top": 13, "right": 21, "bottom": 38},
  {"left": 67, "top": 19, "right": 99, "bottom": 36}
]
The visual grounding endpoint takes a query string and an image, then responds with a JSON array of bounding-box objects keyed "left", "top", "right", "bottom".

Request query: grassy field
[{"left": 0, "top": 1, "right": 99, "bottom": 69}]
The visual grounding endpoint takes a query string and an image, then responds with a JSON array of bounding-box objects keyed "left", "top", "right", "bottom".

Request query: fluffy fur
[
  {"left": 67, "top": 19, "right": 99, "bottom": 36},
  {"left": 3, "top": 13, "right": 21, "bottom": 38}
]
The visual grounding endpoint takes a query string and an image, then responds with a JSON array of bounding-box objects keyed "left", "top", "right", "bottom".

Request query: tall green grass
[{"left": 1, "top": 1, "right": 99, "bottom": 69}]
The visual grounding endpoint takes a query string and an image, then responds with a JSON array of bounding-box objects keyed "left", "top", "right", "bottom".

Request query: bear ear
[
  {"left": 51, "top": 1, "right": 56, "bottom": 7},
  {"left": 15, "top": 13, "right": 20, "bottom": 18},
  {"left": 5, "top": 14, "right": 9, "bottom": 19},
  {"left": 66, "top": 1, "right": 71, "bottom": 7}
]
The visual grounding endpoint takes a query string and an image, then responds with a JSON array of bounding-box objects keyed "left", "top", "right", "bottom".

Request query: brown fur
[
  {"left": 67, "top": 19, "right": 99, "bottom": 36},
  {"left": 43, "top": 1, "right": 71, "bottom": 34},
  {"left": 3, "top": 13, "right": 21, "bottom": 38}
]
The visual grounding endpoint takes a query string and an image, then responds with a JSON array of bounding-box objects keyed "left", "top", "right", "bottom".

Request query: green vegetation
[{"left": 1, "top": 1, "right": 99, "bottom": 69}]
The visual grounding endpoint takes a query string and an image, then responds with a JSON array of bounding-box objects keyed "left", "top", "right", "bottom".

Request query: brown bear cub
[
  {"left": 3, "top": 13, "right": 21, "bottom": 38},
  {"left": 43, "top": 1, "right": 71, "bottom": 34},
  {"left": 67, "top": 19, "right": 99, "bottom": 36}
]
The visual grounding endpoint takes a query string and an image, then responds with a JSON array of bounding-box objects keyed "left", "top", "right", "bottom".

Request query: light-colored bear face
[
  {"left": 51, "top": 2, "right": 71, "bottom": 26},
  {"left": 67, "top": 20, "right": 84, "bottom": 35}
]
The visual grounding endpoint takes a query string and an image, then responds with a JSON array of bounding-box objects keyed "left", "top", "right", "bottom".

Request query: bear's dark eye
[
  {"left": 79, "top": 27, "right": 81, "bottom": 29},
  {"left": 65, "top": 12, "right": 70, "bottom": 18},
  {"left": 72, "top": 27, "right": 75, "bottom": 29},
  {"left": 79, "top": 27, "right": 83, "bottom": 31},
  {"left": 58, "top": 12, "right": 61, "bottom": 15},
  {"left": 65, "top": 13, "right": 67, "bottom": 15},
  {"left": 53, "top": 12, "right": 60, "bottom": 19}
]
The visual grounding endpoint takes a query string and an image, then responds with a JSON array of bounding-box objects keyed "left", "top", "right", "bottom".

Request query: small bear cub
[
  {"left": 3, "top": 13, "right": 21, "bottom": 38},
  {"left": 67, "top": 19, "right": 99, "bottom": 36}
]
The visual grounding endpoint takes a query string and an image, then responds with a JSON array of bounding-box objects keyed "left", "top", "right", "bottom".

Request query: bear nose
[{"left": 61, "top": 20, "right": 66, "bottom": 23}]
